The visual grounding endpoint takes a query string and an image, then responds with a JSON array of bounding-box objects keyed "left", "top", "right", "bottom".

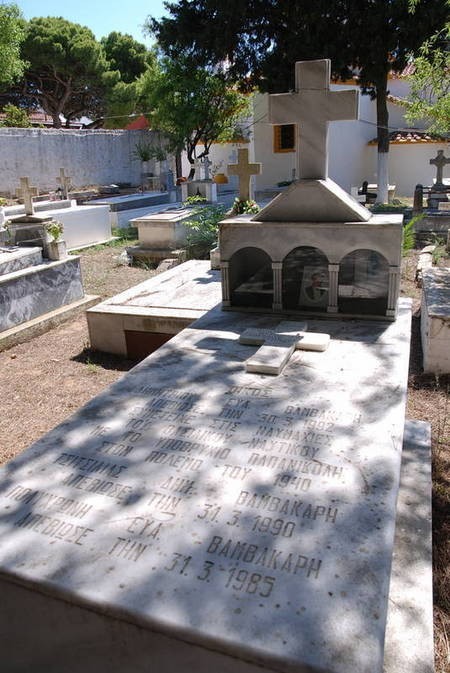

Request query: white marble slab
[
  {"left": 0, "top": 300, "right": 413, "bottom": 673},
  {"left": 421, "top": 267, "right": 450, "bottom": 373},
  {"left": 0, "top": 256, "right": 84, "bottom": 331},
  {"left": 87, "top": 261, "right": 222, "bottom": 356},
  {"left": 0, "top": 246, "right": 42, "bottom": 276}
]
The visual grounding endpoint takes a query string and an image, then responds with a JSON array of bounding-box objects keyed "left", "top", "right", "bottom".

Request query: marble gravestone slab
[
  {"left": 0, "top": 256, "right": 84, "bottom": 332},
  {"left": 0, "top": 300, "right": 412, "bottom": 673},
  {"left": 87, "top": 260, "right": 221, "bottom": 357},
  {"left": 0, "top": 246, "right": 42, "bottom": 276}
]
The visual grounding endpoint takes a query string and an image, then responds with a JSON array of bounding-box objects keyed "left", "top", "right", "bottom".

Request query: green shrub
[
  {"left": 183, "top": 194, "right": 207, "bottom": 206},
  {"left": 229, "top": 197, "right": 260, "bottom": 215},
  {"left": 369, "top": 202, "right": 411, "bottom": 216},
  {"left": 184, "top": 204, "right": 227, "bottom": 259},
  {"left": 402, "top": 215, "right": 420, "bottom": 254}
]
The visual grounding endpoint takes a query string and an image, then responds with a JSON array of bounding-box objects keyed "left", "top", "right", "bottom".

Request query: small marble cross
[
  {"left": 228, "top": 148, "right": 261, "bottom": 201},
  {"left": 269, "top": 60, "right": 358, "bottom": 180},
  {"left": 430, "top": 150, "right": 450, "bottom": 187},
  {"left": 57, "top": 167, "right": 72, "bottom": 199},
  {"left": 239, "top": 321, "right": 330, "bottom": 375},
  {"left": 16, "top": 177, "right": 38, "bottom": 216}
]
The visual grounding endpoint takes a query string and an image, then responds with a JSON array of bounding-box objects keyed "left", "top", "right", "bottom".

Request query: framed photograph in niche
[{"left": 299, "top": 265, "right": 329, "bottom": 308}]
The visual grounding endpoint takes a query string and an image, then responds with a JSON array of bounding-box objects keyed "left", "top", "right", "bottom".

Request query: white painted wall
[
  {"left": 0, "top": 128, "right": 165, "bottom": 196},
  {"left": 366, "top": 141, "right": 450, "bottom": 196},
  {"left": 248, "top": 78, "right": 440, "bottom": 198}
]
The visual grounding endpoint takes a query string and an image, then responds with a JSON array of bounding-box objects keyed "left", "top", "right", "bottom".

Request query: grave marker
[
  {"left": 57, "top": 167, "right": 72, "bottom": 200},
  {"left": 228, "top": 148, "right": 261, "bottom": 201},
  {"left": 269, "top": 59, "right": 358, "bottom": 180},
  {"left": 430, "top": 149, "right": 450, "bottom": 188},
  {"left": 16, "top": 176, "right": 38, "bottom": 216},
  {"left": 239, "top": 321, "right": 330, "bottom": 374}
]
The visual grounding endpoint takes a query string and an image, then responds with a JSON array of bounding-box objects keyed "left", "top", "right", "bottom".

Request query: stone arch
[
  {"left": 338, "top": 249, "right": 389, "bottom": 315},
  {"left": 229, "top": 247, "right": 273, "bottom": 308},
  {"left": 282, "top": 246, "right": 329, "bottom": 311}
]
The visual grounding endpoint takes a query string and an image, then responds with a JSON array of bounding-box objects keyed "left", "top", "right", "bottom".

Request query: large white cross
[
  {"left": 269, "top": 59, "right": 359, "bottom": 180},
  {"left": 228, "top": 148, "right": 261, "bottom": 201},
  {"left": 16, "top": 177, "right": 38, "bottom": 216},
  {"left": 239, "top": 321, "right": 330, "bottom": 375},
  {"left": 57, "top": 167, "right": 72, "bottom": 199}
]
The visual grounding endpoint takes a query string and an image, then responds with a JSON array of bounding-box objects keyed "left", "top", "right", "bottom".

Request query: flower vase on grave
[
  {"left": 213, "top": 173, "right": 228, "bottom": 184},
  {"left": 45, "top": 221, "right": 67, "bottom": 260},
  {"left": 47, "top": 239, "right": 67, "bottom": 261}
]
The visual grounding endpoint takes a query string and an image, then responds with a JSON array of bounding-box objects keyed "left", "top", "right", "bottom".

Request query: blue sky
[{"left": 15, "top": 0, "right": 168, "bottom": 44}]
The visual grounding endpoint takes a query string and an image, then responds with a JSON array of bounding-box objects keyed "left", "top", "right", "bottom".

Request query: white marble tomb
[
  {"left": 0, "top": 298, "right": 413, "bottom": 673},
  {"left": 219, "top": 60, "right": 403, "bottom": 320}
]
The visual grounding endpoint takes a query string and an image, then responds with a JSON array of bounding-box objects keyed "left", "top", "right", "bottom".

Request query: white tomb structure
[
  {"left": 0, "top": 60, "right": 432, "bottom": 673},
  {"left": 219, "top": 60, "right": 403, "bottom": 320}
]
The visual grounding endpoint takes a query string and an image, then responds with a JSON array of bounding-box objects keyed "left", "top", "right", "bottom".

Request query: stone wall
[{"left": 0, "top": 127, "right": 165, "bottom": 196}]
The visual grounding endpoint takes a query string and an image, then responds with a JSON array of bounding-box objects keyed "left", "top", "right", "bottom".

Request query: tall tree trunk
[
  {"left": 375, "top": 74, "right": 389, "bottom": 204},
  {"left": 175, "top": 151, "right": 182, "bottom": 179},
  {"left": 51, "top": 110, "right": 62, "bottom": 128}
]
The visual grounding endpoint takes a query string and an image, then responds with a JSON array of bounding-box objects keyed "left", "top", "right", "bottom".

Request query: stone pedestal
[
  {"left": 6, "top": 216, "right": 54, "bottom": 256},
  {"left": 181, "top": 180, "right": 217, "bottom": 203},
  {"left": 129, "top": 208, "right": 194, "bottom": 261}
]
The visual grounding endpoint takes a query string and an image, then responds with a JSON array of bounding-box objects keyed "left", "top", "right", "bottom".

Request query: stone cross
[
  {"left": 203, "top": 156, "right": 212, "bottom": 180},
  {"left": 56, "top": 168, "right": 72, "bottom": 199},
  {"left": 430, "top": 150, "right": 450, "bottom": 187},
  {"left": 239, "top": 321, "right": 330, "bottom": 375},
  {"left": 269, "top": 59, "right": 359, "bottom": 180},
  {"left": 227, "top": 148, "right": 261, "bottom": 201},
  {"left": 16, "top": 177, "right": 38, "bottom": 216}
]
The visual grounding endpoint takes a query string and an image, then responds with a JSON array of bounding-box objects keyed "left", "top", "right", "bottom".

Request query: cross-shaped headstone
[
  {"left": 239, "top": 321, "right": 330, "bottom": 375},
  {"left": 203, "top": 156, "right": 212, "bottom": 180},
  {"left": 56, "top": 167, "right": 72, "bottom": 199},
  {"left": 16, "top": 177, "right": 38, "bottom": 216},
  {"left": 430, "top": 150, "right": 450, "bottom": 187},
  {"left": 269, "top": 59, "right": 359, "bottom": 180},
  {"left": 227, "top": 148, "right": 261, "bottom": 201}
]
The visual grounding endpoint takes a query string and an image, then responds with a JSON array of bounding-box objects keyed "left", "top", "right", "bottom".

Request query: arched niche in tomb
[
  {"left": 282, "top": 246, "right": 329, "bottom": 311},
  {"left": 229, "top": 247, "right": 273, "bottom": 308},
  {"left": 338, "top": 249, "right": 389, "bottom": 316}
]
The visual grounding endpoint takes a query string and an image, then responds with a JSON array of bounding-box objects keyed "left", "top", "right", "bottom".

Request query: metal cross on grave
[
  {"left": 57, "top": 167, "right": 72, "bottom": 199},
  {"left": 269, "top": 59, "right": 359, "bottom": 180},
  {"left": 430, "top": 150, "right": 450, "bottom": 188},
  {"left": 228, "top": 148, "right": 261, "bottom": 201},
  {"left": 16, "top": 177, "right": 38, "bottom": 216},
  {"left": 239, "top": 321, "right": 330, "bottom": 375}
]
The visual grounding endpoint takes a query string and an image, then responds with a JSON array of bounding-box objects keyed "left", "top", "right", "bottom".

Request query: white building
[{"left": 183, "top": 74, "right": 448, "bottom": 199}]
